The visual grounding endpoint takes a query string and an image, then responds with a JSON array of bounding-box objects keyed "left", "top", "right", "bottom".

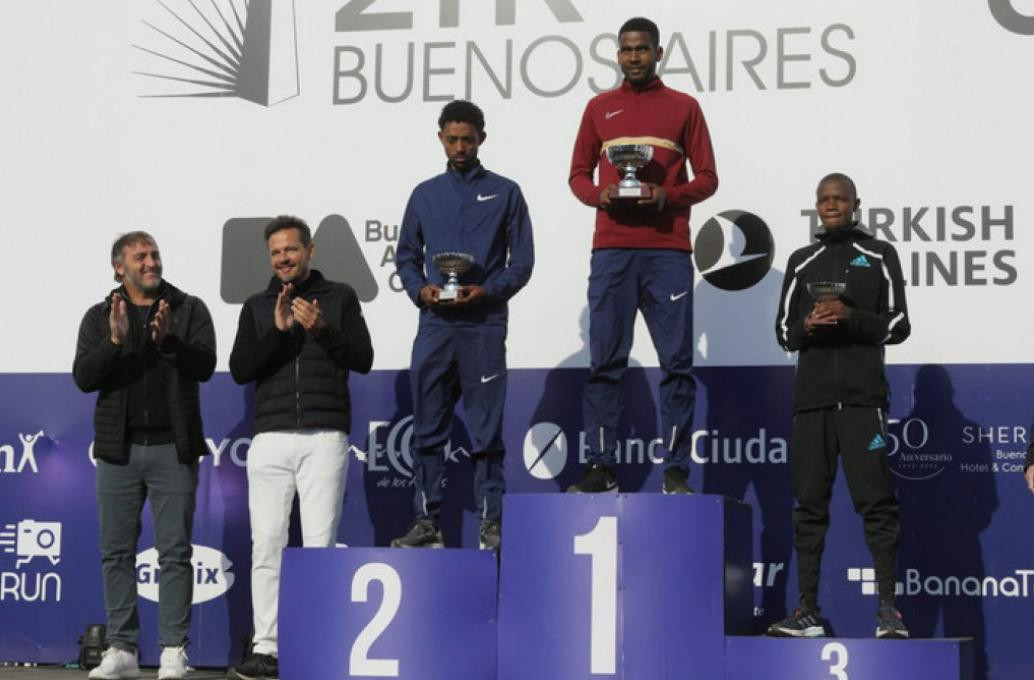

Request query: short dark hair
[
  {"left": 438, "top": 99, "right": 485, "bottom": 134},
  {"left": 619, "top": 17, "right": 660, "bottom": 48},
  {"left": 818, "top": 172, "right": 858, "bottom": 201},
  {"left": 264, "top": 215, "right": 311, "bottom": 246},
  {"left": 111, "top": 231, "right": 157, "bottom": 282}
]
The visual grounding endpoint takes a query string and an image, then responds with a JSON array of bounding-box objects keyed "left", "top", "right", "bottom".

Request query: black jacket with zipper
[
  {"left": 229, "top": 270, "right": 373, "bottom": 434},
  {"left": 73, "top": 281, "right": 216, "bottom": 464},
  {"left": 775, "top": 225, "right": 910, "bottom": 412}
]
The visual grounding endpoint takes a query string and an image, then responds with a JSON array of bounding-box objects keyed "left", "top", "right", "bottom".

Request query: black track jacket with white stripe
[{"left": 775, "top": 225, "right": 910, "bottom": 412}]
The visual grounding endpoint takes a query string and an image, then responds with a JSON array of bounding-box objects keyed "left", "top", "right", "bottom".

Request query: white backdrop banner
[{"left": 1, "top": 0, "right": 1031, "bottom": 369}]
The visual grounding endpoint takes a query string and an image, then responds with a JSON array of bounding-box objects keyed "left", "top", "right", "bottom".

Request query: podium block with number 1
[{"left": 497, "top": 493, "right": 752, "bottom": 680}]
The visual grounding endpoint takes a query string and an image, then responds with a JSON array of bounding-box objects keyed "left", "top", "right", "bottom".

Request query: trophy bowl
[
  {"left": 806, "top": 281, "right": 847, "bottom": 301},
  {"left": 433, "top": 252, "right": 475, "bottom": 302},
  {"left": 606, "top": 144, "right": 654, "bottom": 199}
]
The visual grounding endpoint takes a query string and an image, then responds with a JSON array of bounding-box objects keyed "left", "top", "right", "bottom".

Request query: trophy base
[
  {"left": 438, "top": 289, "right": 459, "bottom": 303},
  {"left": 609, "top": 185, "right": 651, "bottom": 200}
]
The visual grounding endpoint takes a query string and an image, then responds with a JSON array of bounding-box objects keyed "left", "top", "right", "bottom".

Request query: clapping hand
[
  {"left": 291, "top": 296, "right": 325, "bottom": 333},
  {"left": 150, "top": 299, "right": 171, "bottom": 346},
  {"left": 109, "top": 294, "right": 129, "bottom": 346},
  {"left": 275, "top": 283, "right": 295, "bottom": 331}
]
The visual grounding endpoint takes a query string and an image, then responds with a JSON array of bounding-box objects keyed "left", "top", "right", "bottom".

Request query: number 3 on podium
[{"left": 821, "top": 641, "right": 849, "bottom": 680}]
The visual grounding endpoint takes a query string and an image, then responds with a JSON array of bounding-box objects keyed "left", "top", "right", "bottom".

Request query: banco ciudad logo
[
  {"left": 221, "top": 215, "right": 378, "bottom": 304},
  {"left": 523, "top": 422, "right": 568, "bottom": 481},
  {"left": 134, "top": 0, "right": 299, "bottom": 106},
  {"left": 693, "top": 210, "right": 774, "bottom": 291}
]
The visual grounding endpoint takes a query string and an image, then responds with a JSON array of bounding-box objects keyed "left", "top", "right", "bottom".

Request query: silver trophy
[
  {"left": 606, "top": 144, "right": 654, "bottom": 199},
  {"left": 433, "top": 252, "right": 474, "bottom": 303},
  {"left": 807, "top": 281, "right": 847, "bottom": 301}
]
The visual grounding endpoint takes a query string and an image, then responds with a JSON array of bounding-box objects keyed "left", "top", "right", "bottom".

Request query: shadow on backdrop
[
  {"left": 693, "top": 267, "right": 793, "bottom": 367},
  {"left": 529, "top": 306, "right": 658, "bottom": 493},
  {"left": 217, "top": 381, "right": 255, "bottom": 666},
  {"left": 361, "top": 370, "right": 473, "bottom": 547},
  {"left": 694, "top": 370, "right": 795, "bottom": 631},
  {"left": 896, "top": 364, "right": 996, "bottom": 680},
  {"left": 695, "top": 266, "right": 795, "bottom": 631}
]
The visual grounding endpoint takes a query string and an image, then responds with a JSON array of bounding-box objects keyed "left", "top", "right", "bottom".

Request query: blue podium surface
[
  {"left": 497, "top": 493, "right": 752, "bottom": 680},
  {"left": 725, "top": 636, "right": 974, "bottom": 680},
  {"left": 279, "top": 547, "right": 498, "bottom": 680}
]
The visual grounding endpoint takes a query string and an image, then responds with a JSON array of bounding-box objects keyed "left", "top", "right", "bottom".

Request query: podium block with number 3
[
  {"left": 497, "top": 494, "right": 752, "bottom": 680},
  {"left": 725, "top": 637, "right": 974, "bottom": 680},
  {"left": 280, "top": 548, "right": 497, "bottom": 680}
]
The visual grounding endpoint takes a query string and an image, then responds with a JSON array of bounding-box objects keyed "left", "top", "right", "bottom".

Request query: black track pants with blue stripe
[{"left": 790, "top": 405, "right": 901, "bottom": 610}]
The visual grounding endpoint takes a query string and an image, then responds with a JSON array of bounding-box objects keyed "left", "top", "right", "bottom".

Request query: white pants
[{"left": 246, "top": 429, "right": 349, "bottom": 657}]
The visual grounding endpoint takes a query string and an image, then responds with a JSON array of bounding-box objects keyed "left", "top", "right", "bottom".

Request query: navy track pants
[
  {"left": 409, "top": 322, "right": 507, "bottom": 523},
  {"left": 583, "top": 248, "right": 697, "bottom": 470}
]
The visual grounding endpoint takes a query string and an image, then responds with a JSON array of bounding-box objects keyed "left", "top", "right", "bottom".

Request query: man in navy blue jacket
[{"left": 392, "top": 100, "right": 534, "bottom": 550}]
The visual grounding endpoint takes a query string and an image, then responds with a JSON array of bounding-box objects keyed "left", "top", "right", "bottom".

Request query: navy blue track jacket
[{"left": 396, "top": 164, "right": 534, "bottom": 326}]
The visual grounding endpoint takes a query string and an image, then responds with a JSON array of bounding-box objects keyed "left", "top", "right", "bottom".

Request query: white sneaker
[
  {"left": 158, "top": 645, "right": 190, "bottom": 679},
  {"left": 88, "top": 647, "right": 141, "bottom": 679}
]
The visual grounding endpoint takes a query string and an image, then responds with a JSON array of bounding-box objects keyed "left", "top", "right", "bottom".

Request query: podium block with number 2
[
  {"left": 497, "top": 493, "right": 753, "bottom": 680},
  {"left": 279, "top": 547, "right": 497, "bottom": 680}
]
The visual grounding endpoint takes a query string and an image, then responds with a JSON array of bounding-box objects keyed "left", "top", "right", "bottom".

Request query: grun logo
[
  {"left": 0, "top": 519, "right": 63, "bottom": 603},
  {"left": 693, "top": 210, "right": 775, "bottom": 291},
  {"left": 0, "top": 520, "right": 62, "bottom": 569},
  {"left": 134, "top": 0, "right": 299, "bottom": 106}
]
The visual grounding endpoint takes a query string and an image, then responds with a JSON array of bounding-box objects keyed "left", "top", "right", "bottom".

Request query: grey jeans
[{"left": 96, "top": 443, "right": 198, "bottom": 651}]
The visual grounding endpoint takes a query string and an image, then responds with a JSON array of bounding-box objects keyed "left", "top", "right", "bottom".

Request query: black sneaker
[
  {"left": 231, "top": 652, "right": 278, "bottom": 680},
  {"left": 876, "top": 603, "right": 909, "bottom": 639},
  {"left": 566, "top": 462, "right": 618, "bottom": 493},
  {"left": 662, "top": 467, "right": 693, "bottom": 494},
  {"left": 390, "top": 519, "right": 444, "bottom": 548},
  {"left": 479, "top": 520, "right": 501, "bottom": 551},
  {"left": 766, "top": 608, "right": 825, "bottom": 638}
]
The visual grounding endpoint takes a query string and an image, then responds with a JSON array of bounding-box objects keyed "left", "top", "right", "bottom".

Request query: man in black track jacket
[
  {"left": 769, "top": 173, "right": 911, "bottom": 640},
  {"left": 73, "top": 231, "right": 215, "bottom": 680},
  {"left": 229, "top": 215, "right": 373, "bottom": 680}
]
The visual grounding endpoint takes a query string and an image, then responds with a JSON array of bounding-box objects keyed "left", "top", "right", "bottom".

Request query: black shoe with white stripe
[
  {"left": 390, "top": 519, "right": 444, "bottom": 548},
  {"left": 876, "top": 603, "right": 909, "bottom": 639},
  {"left": 566, "top": 462, "right": 618, "bottom": 493},
  {"left": 478, "top": 520, "right": 501, "bottom": 551},
  {"left": 766, "top": 608, "right": 825, "bottom": 638}
]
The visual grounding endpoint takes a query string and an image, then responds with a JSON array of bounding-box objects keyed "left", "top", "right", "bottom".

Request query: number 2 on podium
[
  {"left": 573, "top": 516, "right": 618, "bottom": 675},
  {"left": 349, "top": 562, "right": 402, "bottom": 677}
]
